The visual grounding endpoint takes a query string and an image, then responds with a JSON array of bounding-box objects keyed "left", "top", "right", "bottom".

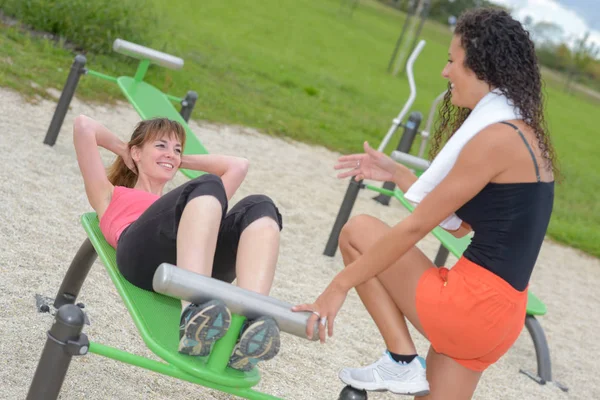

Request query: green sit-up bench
[
  {"left": 29, "top": 39, "right": 313, "bottom": 400},
  {"left": 324, "top": 147, "right": 568, "bottom": 393}
]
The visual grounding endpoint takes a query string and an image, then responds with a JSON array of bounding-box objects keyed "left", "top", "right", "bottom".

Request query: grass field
[{"left": 1, "top": 0, "right": 598, "bottom": 258}]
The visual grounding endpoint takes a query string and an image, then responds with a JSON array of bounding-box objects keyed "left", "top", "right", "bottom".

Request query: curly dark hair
[{"left": 430, "top": 8, "right": 559, "bottom": 177}]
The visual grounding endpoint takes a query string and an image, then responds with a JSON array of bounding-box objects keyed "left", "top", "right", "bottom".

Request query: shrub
[{"left": 0, "top": 0, "right": 156, "bottom": 54}]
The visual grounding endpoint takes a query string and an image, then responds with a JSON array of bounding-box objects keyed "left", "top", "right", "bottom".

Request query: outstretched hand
[
  {"left": 291, "top": 281, "right": 349, "bottom": 344},
  {"left": 334, "top": 141, "right": 398, "bottom": 183}
]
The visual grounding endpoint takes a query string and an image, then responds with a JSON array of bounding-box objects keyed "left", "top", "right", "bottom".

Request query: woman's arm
[
  {"left": 180, "top": 154, "right": 249, "bottom": 200},
  {"left": 335, "top": 126, "right": 510, "bottom": 291},
  {"left": 73, "top": 115, "right": 126, "bottom": 215},
  {"left": 394, "top": 158, "right": 473, "bottom": 238}
]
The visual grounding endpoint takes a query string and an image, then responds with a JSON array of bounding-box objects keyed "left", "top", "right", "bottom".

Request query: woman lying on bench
[{"left": 73, "top": 115, "right": 283, "bottom": 372}]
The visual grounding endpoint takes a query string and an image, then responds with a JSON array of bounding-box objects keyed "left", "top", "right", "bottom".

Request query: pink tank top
[{"left": 99, "top": 186, "right": 160, "bottom": 248}]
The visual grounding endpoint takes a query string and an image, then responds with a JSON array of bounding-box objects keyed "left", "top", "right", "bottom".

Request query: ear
[{"left": 130, "top": 145, "right": 142, "bottom": 162}]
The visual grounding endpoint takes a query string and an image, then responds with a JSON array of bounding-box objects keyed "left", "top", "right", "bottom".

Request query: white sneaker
[{"left": 338, "top": 352, "right": 430, "bottom": 396}]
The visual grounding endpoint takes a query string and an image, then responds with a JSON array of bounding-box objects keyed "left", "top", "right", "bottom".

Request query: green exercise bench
[
  {"left": 324, "top": 150, "right": 567, "bottom": 393},
  {"left": 29, "top": 39, "right": 303, "bottom": 400}
]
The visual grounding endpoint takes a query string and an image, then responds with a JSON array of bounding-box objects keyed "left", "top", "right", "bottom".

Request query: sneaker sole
[
  {"left": 228, "top": 317, "right": 281, "bottom": 372},
  {"left": 179, "top": 300, "right": 232, "bottom": 356},
  {"left": 339, "top": 370, "right": 430, "bottom": 396}
]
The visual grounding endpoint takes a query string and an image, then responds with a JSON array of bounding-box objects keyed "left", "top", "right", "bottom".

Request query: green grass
[{"left": 1, "top": 0, "right": 599, "bottom": 258}]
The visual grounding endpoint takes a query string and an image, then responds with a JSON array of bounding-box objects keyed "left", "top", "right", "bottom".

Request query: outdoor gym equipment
[
  {"left": 28, "top": 39, "right": 306, "bottom": 400},
  {"left": 153, "top": 263, "right": 319, "bottom": 340}
]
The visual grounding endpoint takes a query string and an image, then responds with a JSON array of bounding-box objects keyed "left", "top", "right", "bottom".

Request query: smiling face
[
  {"left": 131, "top": 133, "right": 182, "bottom": 183},
  {"left": 442, "top": 35, "right": 491, "bottom": 109}
]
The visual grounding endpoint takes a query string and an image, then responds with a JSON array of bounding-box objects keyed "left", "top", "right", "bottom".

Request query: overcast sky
[{"left": 489, "top": 0, "right": 600, "bottom": 47}]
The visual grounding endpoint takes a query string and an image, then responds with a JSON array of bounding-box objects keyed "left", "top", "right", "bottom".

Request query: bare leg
[
  {"left": 418, "top": 347, "right": 482, "bottom": 400},
  {"left": 176, "top": 196, "right": 223, "bottom": 311},
  {"left": 226, "top": 216, "right": 281, "bottom": 371},
  {"left": 235, "top": 217, "right": 280, "bottom": 295},
  {"left": 339, "top": 215, "right": 434, "bottom": 355}
]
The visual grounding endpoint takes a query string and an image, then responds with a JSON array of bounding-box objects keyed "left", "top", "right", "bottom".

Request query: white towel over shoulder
[{"left": 404, "top": 89, "right": 522, "bottom": 230}]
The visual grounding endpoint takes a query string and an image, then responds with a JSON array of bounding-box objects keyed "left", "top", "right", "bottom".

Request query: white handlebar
[
  {"left": 113, "top": 39, "right": 184, "bottom": 70},
  {"left": 378, "top": 40, "right": 426, "bottom": 152}
]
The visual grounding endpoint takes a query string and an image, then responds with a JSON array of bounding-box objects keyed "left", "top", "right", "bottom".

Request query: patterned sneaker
[
  {"left": 338, "top": 351, "right": 430, "bottom": 396},
  {"left": 228, "top": 316, "right": 281, "bottom": 372},
  {"left": 178, "top": 300, "right": 231, "bottom": 356}
]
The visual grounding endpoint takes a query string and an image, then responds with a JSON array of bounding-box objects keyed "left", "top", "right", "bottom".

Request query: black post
[
  {"left": 179, "top": 90, "right": 198, "bottom": 123},
  {"left": 27, "top": 304, "right": 89, "bottom": 400},
  {"left": 433, "top": 244, "right": 449, "bottom": 267},
  {"left": 53, "top": 238, "right": 97, "bottom": 309},
  {"left": 324, "top": 179, "right": 363, "bottom": 257},
  {"left": 373, "top": 111, "right": 422, "bottom": 205},
  {"left": 43, "top": 55, "right": 87, "bottom": 146}
]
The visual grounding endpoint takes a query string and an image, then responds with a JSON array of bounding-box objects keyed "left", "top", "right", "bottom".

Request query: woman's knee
[
  {"left": 237, "top": 194, "right": 283, "bottom": 232},
  {"left": 185, "top": 174, "right": 228, "bottom": 208},
  {"left": 339, "top": 214, "right": 377, "bottom": 250}
]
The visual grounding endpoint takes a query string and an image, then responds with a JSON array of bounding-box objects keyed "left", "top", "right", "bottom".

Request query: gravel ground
[{"left": 1, "top": 87, "right": 597, "bottom": 399}]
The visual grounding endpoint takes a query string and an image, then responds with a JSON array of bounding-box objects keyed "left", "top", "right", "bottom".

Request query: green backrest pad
[
  {"left": 392, "top": 189, "right": 547, "bottom": 316},
  {"left": 80, "top": 212, "right": 260, "bottom": 388},
  {"left": 116, "top": 76, "right": 208, "bottom": 180}
]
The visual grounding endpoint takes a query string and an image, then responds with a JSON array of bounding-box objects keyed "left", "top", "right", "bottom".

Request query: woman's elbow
[{"left": 73, "top": 115, "right": 93, "bottom": 138}]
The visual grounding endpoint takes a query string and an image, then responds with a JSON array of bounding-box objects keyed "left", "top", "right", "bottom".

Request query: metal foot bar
[
  {"left": 43, "top": 55, "right": 87, "bottom": 146},
  {"left": 323, "top": 179, "right": 363, "bottom": 257},
  {"left": 53, "top": 238, "right": 98, "bottom": 309},
  {"left": 26, "top": 304, "right": 89, "bottom": 400}
]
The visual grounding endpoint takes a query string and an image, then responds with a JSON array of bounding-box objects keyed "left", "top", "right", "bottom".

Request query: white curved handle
[
  {"left": 113, "top": 39, "right": 184, "bottom": 70},
  {"left": 378, "top": 40, "right": 427, "bottom": 152}
]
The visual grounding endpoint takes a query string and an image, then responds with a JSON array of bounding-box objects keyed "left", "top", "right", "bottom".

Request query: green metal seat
[{"left": 80, "top": 212, "right": 279, "bottom": 399}]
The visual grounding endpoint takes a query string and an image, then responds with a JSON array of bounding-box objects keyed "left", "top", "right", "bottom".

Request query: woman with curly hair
[{"left": 294, "top": 8, "right": 558, "bottom": 399}]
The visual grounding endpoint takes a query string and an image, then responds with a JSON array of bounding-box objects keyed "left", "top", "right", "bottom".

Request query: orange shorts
[{"left": 416, "top": 256, "right": 528, "bottom": 372}]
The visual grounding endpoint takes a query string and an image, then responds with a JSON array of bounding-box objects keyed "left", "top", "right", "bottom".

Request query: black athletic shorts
[{"left": 115, "top": 174, "right": 283, "bottom": 292}]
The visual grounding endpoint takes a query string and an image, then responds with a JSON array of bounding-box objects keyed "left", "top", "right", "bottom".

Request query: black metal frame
[
  {"left": 27, "top": 239, "right": 97, "bottom": 399},
  {"left": 43, "top": 55, "right": 199, "bottom": 147}
]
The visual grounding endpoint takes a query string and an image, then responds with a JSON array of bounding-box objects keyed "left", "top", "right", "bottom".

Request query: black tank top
[{"left": 454, "top": 122, "right": 555, "bottom": 291}]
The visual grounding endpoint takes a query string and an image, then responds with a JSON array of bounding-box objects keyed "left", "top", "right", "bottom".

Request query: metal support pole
[
  {"left": 43, "top": 55, "right": 87, "bottom": 146},
  {"left": 53, "top": 238, "right": 98, "bottom": 309},
  {"left": 373, "top": 111, "right": 422, "bottom": 205},
  {"left": 387, "top": 1, "right": 416, "bottom": 73},
  {"left": 404, "top": 0, "right": 431, "bottom": 73},
  {"left": 324, "top": 179, "right": 363, "bottom": 257},
  {"left": 433, "top": 244, "right": 449, "bottom": 267},
  {"left": 521, "top": 315, "right": 552, "bottom": 383},
  {"left": 26, "top": 304, "right": 89, "bottom": 400},
  {"left": 179, "top": 90, "right": 198, "bottom": 123}
]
